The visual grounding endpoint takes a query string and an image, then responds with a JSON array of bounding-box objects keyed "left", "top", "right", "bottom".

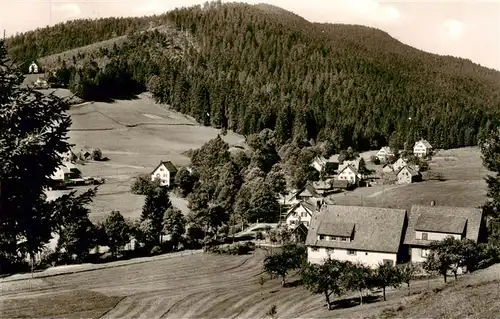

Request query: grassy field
[
  {"left": 0, "top": 248, "right": 467, "bottom": 319},
  {"left": 52, "top": 93, "right": 244, "bottom": 221},
  {"left": 331, "top": 147, "right": 489, "bottom": 212}
]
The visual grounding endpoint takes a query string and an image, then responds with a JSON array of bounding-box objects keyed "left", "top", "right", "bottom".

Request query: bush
[
  {"left": 207, "top": 242, "right": 255, "bottom": 255},
  {"left": 131, "top": 174, "right": 159, "bottom": 195}
]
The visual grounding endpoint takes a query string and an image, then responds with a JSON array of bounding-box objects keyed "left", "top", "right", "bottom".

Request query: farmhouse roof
[
  {"left": 317, "top": 221, "right": 355, "bottom": 237},
  {"left": 404, "top": 204, "right": 484, "bottom": 246},
  {"left": 151, "top": 161, "right": 177, "bottom": 174},
  {"left": 414, "top": 139, "right": 432, "bottom": 149},
  {"left": 306, "top": 205, "right": 407, "bottom": 253},
  {"left": 294, "top": 182, "right": 321, "bottom": 198},
  {"left": 396, "top": 165, "right": 420, "bottom": 177},
  {"left": 338, "top": 164, "right": 359, "bottom": 176}
]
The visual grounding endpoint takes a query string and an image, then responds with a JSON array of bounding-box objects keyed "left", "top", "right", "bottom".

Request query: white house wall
[
  {"left": 152, "top": 165, "right": 171, "bottom": 186},
  {"left": 307, "top": 247, "right": 397, "bottom": 268},
  {"left": 286, "top": 205, "right": 312, "bottom": 228},
  {"left": 337, "top": 169, "right": 358, "bottom": 184}
]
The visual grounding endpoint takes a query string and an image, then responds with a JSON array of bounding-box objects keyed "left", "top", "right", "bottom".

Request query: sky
[{"left": 0, "top": 0, "right": 499, "bottom": 70}]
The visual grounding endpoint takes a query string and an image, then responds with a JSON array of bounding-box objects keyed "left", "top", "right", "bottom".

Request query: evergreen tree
[
  {"left": 0, "top": 41, "right": 96, "bottom": 269},
  {"left": 140, "top": 185, "right": 172, "bottom": 245}
]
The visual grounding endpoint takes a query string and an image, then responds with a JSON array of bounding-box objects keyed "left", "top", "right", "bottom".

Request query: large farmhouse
[
  {"left": 403, "top": 203, "right": 484, "bottom": 264},
  {"left": 151, "top": 161, "right": 178, "bottom": 187},
  {"left": 413, "top": 139, "right": 433, "bottom": 157},
  {"left": 306, "top": 205, "right": 408, "bottom": 268}
]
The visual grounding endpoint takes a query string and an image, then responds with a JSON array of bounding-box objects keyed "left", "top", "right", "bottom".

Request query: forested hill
[{"left": 6, "top": 1, "right": 500, "bottom": 151}]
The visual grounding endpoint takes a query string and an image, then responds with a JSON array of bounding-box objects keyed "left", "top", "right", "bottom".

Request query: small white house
[
  {"left": 151, "top": 161, "right": 178, "bottom": 187},
  {"left": 51, "top": 162, "right": 81, "bottom": 181},
  {"left": 336, "top": 164, "right": 360, "bottom": 185},
  {"left": 376, "top": 147, "right": 395, "bottom": 162},
  {"left": 285, "top": 201, "right": 318, "bottom": 229},
  {"left": 404, "top": 204, "right": 484, "bottom": 264},
  {"left": 393, "top": 158, "right": 408, "bottom": 172},
  {"left": 306, "top": 204, "right": 408, "bottom": 268},
  {"left": 311, "top": 156, "right": 328, "bottom": 173},
  {"left": 413, "top": 139, "right": 433, "bottom": 157},
  {"left": 28, "top": 61, "right": 39, "bottom": 74},
  {"left": 396, "top": 165, "right": 422, "bottom": 184}
]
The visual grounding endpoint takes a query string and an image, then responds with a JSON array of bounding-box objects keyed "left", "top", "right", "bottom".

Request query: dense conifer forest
[{"left": 6, "top": 1, "right": 500, "bottom": 151}]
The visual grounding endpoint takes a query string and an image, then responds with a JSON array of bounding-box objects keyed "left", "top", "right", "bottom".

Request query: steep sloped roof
[
  {"left": 151, "top": 160, "right": 178, "bottom": 174},
  {"left": 414, "top": 139, "right": 432, "bottom": 149},
  {"left": 404, "top": 204, "right": 483, "bottom": 246},
  {"left": 306, "top": 205, "right": 407, "bottom": 253}
]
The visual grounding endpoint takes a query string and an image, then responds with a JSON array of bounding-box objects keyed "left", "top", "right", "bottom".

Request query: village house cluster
[{"left": 281, "top": 138, "right": 486, "bottom": 269}]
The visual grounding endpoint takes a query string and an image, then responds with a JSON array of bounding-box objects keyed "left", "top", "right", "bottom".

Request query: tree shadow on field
[
  {"left": 331, "top": 294, "right": 381, "bottom": 310},
  {"left": 283, "top": 279, "right": 302, "bottom": 288}
]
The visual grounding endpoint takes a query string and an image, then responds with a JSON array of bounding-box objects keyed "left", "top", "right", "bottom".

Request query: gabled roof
[
  {"left": 338, "top": 159, "right": 360, "bottom": 171},
  {"left": 404, "top": 205, "right": 484, "bottom": 246},
  {"left": 338, "top": 164, "right": 359, "bottom": 176},
  {"left": 306, "top": 205, "right": 407, "bottom": 253},
  {"left": 285, "top": 200, "right": 317, "bottom": 220},
  {"left": 414, "top": 139, "right": 432, "bottom": 149},
  {"left": 394, "top": 158, "right": 408, "bottom": 165},
  {"left": 377, "top": 146, "right": 394, "bottom": 155},
  {"left": 396, "top": 165, "right": 420, "bottom": 177},
  {"left": 415, "top": 214, "right": 467, "bottom": 234},
  {"left": 294, "top": 182, "right": 321, "bottom": 198},
  {"left": 317, "top": 221, "right": 355, "bottom": 237},
  {"left": 151, "top": 161, "right": 177, "bottom": 174}
]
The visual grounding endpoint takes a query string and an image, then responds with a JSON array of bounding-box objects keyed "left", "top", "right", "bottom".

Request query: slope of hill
[
  {"left": 379, "top": 263, "right": 500, "bottom": 318},
  {"left": 6, "top": 1, "right": 500, "bottom": 151}
]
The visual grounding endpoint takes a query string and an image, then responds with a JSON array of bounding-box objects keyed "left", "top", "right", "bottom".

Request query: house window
[
  {"left": 311, "top": 247, "right": 319, "bottom": 252},
  {"left": 341, "top": 237, "right": 347, "bottom": 242},
  {"left": 421, "top": 232, "right": 428, "bottom": 240},
  {"left": 347, "top": 250, "right": 356, "bottom": 256},
  {"left": 365, "top": 252, "right": 368, "bottom": 255},
  {"left": 421, "top": 249, "right": 430, "bottom": 258},
  {"left": 301, "top": 212, "right": 307, "bottom": 218},
  {"left": 331, "top": 237, "right": 338, "bottom": 241},
  {"left": 319, "top": 235, "right": 325, "bottom": 240},
  {"left": 290, "top": 220, "right": 296, "bottom": 225},
  {"left": 160, "top": 168, "right": 164, "bottom": 171}
]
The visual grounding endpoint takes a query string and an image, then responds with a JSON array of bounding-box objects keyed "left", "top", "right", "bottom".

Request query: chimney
[{"left": 430, "top": 200, "right": 436, "bottom": 207}]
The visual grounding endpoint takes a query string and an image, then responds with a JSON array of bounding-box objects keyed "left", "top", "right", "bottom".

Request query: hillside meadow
[
  {"left": 59, "top": 93, "right": 244, "bottom": 221},
  {"left": 0, "top": 248, "right": 470, "bottom": 319}
]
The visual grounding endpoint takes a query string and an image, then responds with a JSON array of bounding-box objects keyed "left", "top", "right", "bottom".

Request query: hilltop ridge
[{"left": 5, "top": 1, "right": 500, "bottom": 151}]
